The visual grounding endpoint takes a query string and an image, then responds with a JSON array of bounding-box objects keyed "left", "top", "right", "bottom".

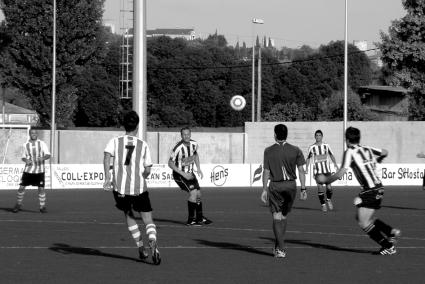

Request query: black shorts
[
  {"left": 356, "top": 187, "right": 384, "bottom": 209},
  {"left": 20, "top": 172, "right": 45, "bottom": 187},
  {"left": 268, "top": 180, "right": 297, "bottom": 215},
  {"left": 113, "top": 191, "right": 153, "bottom": 213},
  {"left": 172, "top": 172, "right": 200, "bottom": 192}
]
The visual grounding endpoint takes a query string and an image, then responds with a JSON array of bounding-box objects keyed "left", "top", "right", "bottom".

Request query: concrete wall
[{"left": 245, "top": 121, "right": 425, "bottom": 164}]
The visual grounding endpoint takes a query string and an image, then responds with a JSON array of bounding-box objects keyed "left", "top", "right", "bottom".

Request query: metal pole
[
  {"left": 251, "top": 29, "right": 255, "bottom": 122},
  {"left": 343, "top": 0, "right": 348, "bottom": 150},
  {"left": 51, "top": 0, "right": 56, "bottom": 161},
  {"left": 133, "top": 0, "right": 147, "bottom": 140},
  {"left": 1, "top": 87, "right": 5, "bottom": 126},
  {"left": 257, "top": 46, "right": 262, "bottom": 122}
]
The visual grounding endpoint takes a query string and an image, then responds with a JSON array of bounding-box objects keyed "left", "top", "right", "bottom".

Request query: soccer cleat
[
  {"left": 186, "top": 219, "right": 202, "bottom": 226},
  {"left": 39, "top": 207, "right": 47, "bottom": 213},
  {"left": 198, "top": 217, "right": 213, "bottom": 225},
  {"left": 300, "top": 190, "right": 307, "bottom": 200},
  {"left": 12, "top": 204, "right": 22, "bottom": 213},
  {"left": 326, "top": 199, "right": 334, "bottom": 210},
  {"left": 388, "top": 228, "right": 401, "bottom": 244},
  {"left": 138, "top": 246, "right": 149, "bottom": 260},
  {"left": 149, "top": 240, "right": 161, "bottom": 265},
  {"left": 321, "top": 204, "right": 327, "bottom": 212},
  {"left": 274, "top": 248, "right": 286, "bottom": 258},
  {"left": 378, "top": 246, "right": 396, "bottom": 255}
]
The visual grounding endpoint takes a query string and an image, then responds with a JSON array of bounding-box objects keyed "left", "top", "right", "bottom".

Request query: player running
[
  {"left": 168, "top": 127, "right": 212, "bottom": 226},
  {"left": 103, "top": 111, "right": 161, "bottom": 265},
  {"left": 316, "top": 127, "right": 401, "bottom": 255},
  {"left": 305, "top": 130, "right": 339, "bottom": 211}
]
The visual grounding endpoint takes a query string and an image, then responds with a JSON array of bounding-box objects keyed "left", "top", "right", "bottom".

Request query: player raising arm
[{"left": 316, "top": 127, "right": 401, "bottom": 255}]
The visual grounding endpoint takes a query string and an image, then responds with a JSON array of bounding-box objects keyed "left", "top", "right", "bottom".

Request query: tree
[
  {"left": 263, "top": 102, "right": 315, "bottom": 121},
  {"left": 0, "top": 0, "right": 106, "bottom": 126},
  {"left": 379, "top": 0, "right": 425, "bottom": 120}
]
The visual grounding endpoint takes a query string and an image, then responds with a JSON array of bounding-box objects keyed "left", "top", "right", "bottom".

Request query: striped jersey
[
  {"left": 307, "top": 143, "right": 335, "bottom": 174},
  {"left": 22, "top": 139, "right": 50, "bottom": 174},
  {"left": 263, "top": 142, "right": 306, "bottom": 181},
  {"left": 170, "top": 140, "right": 198, "bottom": 173},
  {"left": 341, "top": 144, "right": 383, "bottom": 190},
  {"left": 104, "top": 135, "right": 152, "bottom": 196}
]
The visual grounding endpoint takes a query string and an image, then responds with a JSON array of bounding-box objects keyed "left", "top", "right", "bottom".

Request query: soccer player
[
  {"left": 12, "top": 128, "right": 50, "bottom": 213},
  {"left": 103, "top": 111, "right": 161, "bottom": 265},
  {"left": 416, "top": 152, "right": 425, "bottom": 190},
  {"left": 168, "top": 127, "right": 212, "bottom": 226},
  {"left": 305, "top": 130, "right": 339, "bottom": 211},
  {"left": 316, "top": 127, "right": 401, "bottom": 255},
  {"left": 261, "top": 124, "right": 306, "bottom": 258}
]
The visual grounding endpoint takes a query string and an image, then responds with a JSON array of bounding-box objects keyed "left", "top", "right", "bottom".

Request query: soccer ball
[{"left": 230, "top": 95, "right": 246, "bottom": 111}]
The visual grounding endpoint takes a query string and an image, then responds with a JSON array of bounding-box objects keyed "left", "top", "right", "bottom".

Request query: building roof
[
  {"left": 147, "top": 28, "right": 194, "bottom": 36},
  {"left": 0, "top": 100, "right": 37, "bottom": 114},
  {"left": 358, "top": 85, "right": 408, "bottom": 94}
]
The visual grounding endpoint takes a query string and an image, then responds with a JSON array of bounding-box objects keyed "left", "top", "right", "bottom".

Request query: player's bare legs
[{"left": 272, "top": 212, "right": 287, "bottom": 258}]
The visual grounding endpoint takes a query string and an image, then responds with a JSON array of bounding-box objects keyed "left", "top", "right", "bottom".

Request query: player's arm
[
  {"left": 261, "top": 168, "right": 270, "bottom": 204},
  {"left": 371, "top": 147, "right": 388, "bottom": 163},
  {"left": 194, "top": 152, "right": 203, "bottom": 179},
  {"left": 21, "top": 144, "right": 32, "bottom": 165},
  {"left": 298, "top": 164, "right": 306, "bottom": 189},
  {"left": 142, "top": 166, "right": 152, "bottom": 179},
  {"left": 305, "top": 148, "right": 312, "bottom": 174},
  {"left": 103, "top": 152, "right": 112, "bottom": 190}
]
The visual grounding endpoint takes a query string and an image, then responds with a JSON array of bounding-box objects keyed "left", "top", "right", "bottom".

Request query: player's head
[
  {"left": 314, "top": 130, "right": 323, "bottom": 142},
  {"left": 274, "top": 124, "right": 288, "bottom": 141},
  {"left": 123, "top": 111, "right": 139, "bottom": 133},
  {"left": 345, "top": 127, "right": 360, "bottom": 145},
  {"left": 180, "top": 126, "right": 191, "bottom": 143},
  {"left": 29, "top": 127, "right": 38, "bottom": 141}
]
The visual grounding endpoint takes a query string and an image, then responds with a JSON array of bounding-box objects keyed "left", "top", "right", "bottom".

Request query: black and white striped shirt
[
  {"left": 341, "top": 145, "right": 383, "bottom": 189},
  {"left": 307, "top": 143, "right": 334, "bottom": 174},
  {"left": 170, "top": 140, "right": 199, "bottom": 173}
]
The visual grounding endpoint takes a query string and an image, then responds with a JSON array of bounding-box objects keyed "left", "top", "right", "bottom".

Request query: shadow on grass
[
  {"left": 0, "top": 207, "right": 40, "bottom": 213},
  {"left": 194, "top": 239, "right": 273, "bottom": 257},
  {"left": 49, "top": 243, "right": 154, "bottom": 264},
  {"left": 382, "top": 205, "right": 425, "bottom": 211}
]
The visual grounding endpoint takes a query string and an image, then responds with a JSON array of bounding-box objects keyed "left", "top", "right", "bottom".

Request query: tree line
[{"left": 0, "top": 0, "right": 423, "bottom": 128}]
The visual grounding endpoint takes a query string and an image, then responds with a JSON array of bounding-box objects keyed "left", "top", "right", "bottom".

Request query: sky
[{"left": 0, "top": 0, "right": 406, "bottom": 49}]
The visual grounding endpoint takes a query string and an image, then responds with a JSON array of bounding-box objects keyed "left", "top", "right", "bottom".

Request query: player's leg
[
  {"left": 12, "top": 185, "right": 26, "bottom": 213},
  {"left": 193, "top": 183, "right": 212, "bottom": 225},
  {"left": 137, "top": 192, "right": 161, "bottom": 265},
  {"left": 173, "top": 172, "right": 198, "bottom": 225},
  {"left": 272, "top": 212, "right": 287, "bottom": 258},
  {"left": 317, "top": 184, "right": 327, "bottom": 212},
  {"left": 325, "top": 184, "right": 333, "bottom": 210},
  {"left": 38, "top": 187, "right": 47, "bottom": 213},
  {"left": 356, "top": 207, "right": 394, "bottom": 254}
]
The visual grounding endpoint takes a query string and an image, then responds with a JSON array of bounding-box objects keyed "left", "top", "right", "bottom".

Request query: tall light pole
[
  {"left": 251, "top": 18, "right": 264, "bottom": 122},
  {"left": 343, "top": 0, "right": 348, "bottom": 150},
  {"left": 257, "top": 45, "right": 262, "bottom": 122}
]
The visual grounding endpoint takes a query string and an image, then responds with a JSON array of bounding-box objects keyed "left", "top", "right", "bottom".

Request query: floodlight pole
[
  {"left": 251, "top": 18, "right": 264, "bottom": 123},
  {"left": 51, "top": 0, "right": 57, "bottom": 160},
  {"left": 343, "top": 0, "right": 348, "bottom": 150},
  {"left": 133, "top": 0, "right": 147, "bottom": 140}
]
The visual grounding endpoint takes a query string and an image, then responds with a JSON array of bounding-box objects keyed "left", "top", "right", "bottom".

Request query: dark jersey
[{"left": 263, "top": 142, "right": 306, "bottom": 182}]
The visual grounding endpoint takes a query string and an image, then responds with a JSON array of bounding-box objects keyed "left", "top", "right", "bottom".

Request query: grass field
[{"left": 0, "top": 186, "right": 424, "bottom": 284}]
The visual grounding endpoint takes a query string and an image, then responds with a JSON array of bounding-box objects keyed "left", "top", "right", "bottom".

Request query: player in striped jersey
[
  {"left": 12, "top": 128, "right": 50, "bottom": 213},
  {"left": 316, "top": 127, "right": 401, "bottom": 255},
  {"left": 103, "top": 111, "right": 161, "bottom": 265},
  {"left": 305, "top": 130, "right": 339, "bottom": 211},
  {"left": 168, "top": 127, "right": 212, "bottom": 226}
]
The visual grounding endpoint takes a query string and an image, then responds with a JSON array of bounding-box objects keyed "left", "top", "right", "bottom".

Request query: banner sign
[{"left": 0, "top": 164, "right": 424, "bottom": 190}]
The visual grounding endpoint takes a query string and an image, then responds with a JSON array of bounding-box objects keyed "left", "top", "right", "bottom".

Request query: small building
[
  {"left": 358, "top": 85, "right": 409, "bottom": 121},
  {"left": 147, "top": 28, "right": 196, "bottom": 41},
  {"left": 0, "top": 100, "right": 38, "bottom": 125}
]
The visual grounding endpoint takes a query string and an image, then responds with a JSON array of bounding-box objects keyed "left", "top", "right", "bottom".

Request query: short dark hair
[
  {"left": 123, "top": 111, "right": 139, "bottom": 132},
  {"left": 180, "top": 126, "right": 191, "bottom": 135},
  {"left": 345, "top": 127, "right": 360, "bottom": 144},
  {"left": 315, "top": 129, "right": 323, "bottom": 136},
  {"left": 274, "top": 124, "right": 288, "bottom": 141}
]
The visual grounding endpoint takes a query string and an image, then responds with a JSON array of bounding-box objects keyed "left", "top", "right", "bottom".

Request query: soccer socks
[
  {"left": 38, "top": 193, "right": 46, "bottom": 208},
  {"left": 146, "top": 223, "right": 157, "bottom": 241},
  {"left": 318, "top": 193, "right": 326, "bottom": 205},
  {"left": 187, "top": 201, "right": 197, "bottom": 221},
  {"left": 326, "top": 188, "right": 333, "bottom": 200},
  {"left": 373, "top": 219, "right": 393, "bottom": 237},
  {"left": 16, "top": 190, "right": 25, "bottom": 205},
  {"left": 195, "top": 199, "right": 203, "bottom": 220},
  {"left": 363, "top": 223, "right": 392, "bottom": 248},
  {"left": 272, "top": 219, "right": 287, "bottom": 250},
  {"left": 128, "top": 224, "right": 143, "bottom": 247}
]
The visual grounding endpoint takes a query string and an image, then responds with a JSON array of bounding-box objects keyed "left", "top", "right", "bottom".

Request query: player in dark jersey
[
  {"left": 261, "top": 124, "right": 306, "bottom": 258},
  {"left": 316, "top": 127, "right": 401, "bottom": 255},
  {"left": 168, "top": 127, "right": 212, "bottom": 226}
]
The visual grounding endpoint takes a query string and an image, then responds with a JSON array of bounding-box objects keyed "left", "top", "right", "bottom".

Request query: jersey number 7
[{"left": 124, "top": 145, "right": 135, "bottom": 165}]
